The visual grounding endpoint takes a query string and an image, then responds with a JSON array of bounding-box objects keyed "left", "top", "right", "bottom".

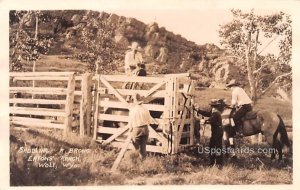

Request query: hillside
[
  {"left": 9, "top": 10, "right": 291, "bottom": 100},
  {"left": 10, "top": 11, "right": 232, "bottom": 78}
]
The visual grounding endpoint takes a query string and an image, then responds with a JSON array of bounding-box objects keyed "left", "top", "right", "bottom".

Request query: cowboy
[
  {"left": 124, "top": 42, "right": 144, "bottom": 76},
  {"left": 195, "top": 99, "right": 225, "bottom": 167},
  {"left": 127, "top": 93, "right": 156, "bottom": 160},
  {"left": 226, "top": 79, "right": 253, "bottom": 133}
]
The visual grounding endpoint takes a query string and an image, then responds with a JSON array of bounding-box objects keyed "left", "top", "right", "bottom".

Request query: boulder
[
  {"left": 144, "top": 44, "right": 159, "bottom": 58},
  {"left": 86, "top": 10, "right": 99, "bottom": 18},
  {"left": 71, "top": 14, "right": 81, "bottom": 25},
  {"left": 147, "top": 22, "right": 159, "bottom": 33},
  {"left": 107, "top": 13, "right": 119, "bottom": 26},
  {"left": 66, "top": 28, "right": 77, "bottom": 39},
  {"left": 124, "top": 25, "right": 145, "bottom": 39},
  {"left": 213, "top": 62, "right": 230, "bottom": 82},
  {"left": 114, "top": 35, "right": 129, "bottom": 49},
  {"left": 198, "top": 59, "right": 209, "bottom": 72},
  {"left": 156, "top": 47, "right": 168, "bottom": 63},
  {"left": 212, "top": 60, "right": 243, "bottom": 83},
  {"left": 98, "top": 11, "right": 109, "bottom": 20}
]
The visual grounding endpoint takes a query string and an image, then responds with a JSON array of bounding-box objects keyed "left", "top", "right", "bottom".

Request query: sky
[{"left": 109, "top": 9, "right": 286, "bottom": 55}]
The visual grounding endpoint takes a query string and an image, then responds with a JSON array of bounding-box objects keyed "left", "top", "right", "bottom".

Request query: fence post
[
  {"left": 189, "top": 81, "right": 195, "bottom": 145},
  {"left": 64, "top": 73, "right": 75, "bottom": 137},
  {"left": 93, "top": 75, "right": 100, "bottom": 140},
  {"left": 80, "top": 73, "right": 92, "bottom": 137}
]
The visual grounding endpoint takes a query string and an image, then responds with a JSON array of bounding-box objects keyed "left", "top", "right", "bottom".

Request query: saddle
[
  {"left": 222, "top": 110, "right": 258, "bottom": 137},
  {"left": 242, "top": 111, "right": 257, "bottom": 121}
]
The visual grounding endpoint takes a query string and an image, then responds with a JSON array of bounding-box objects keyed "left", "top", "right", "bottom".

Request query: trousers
[
  {"left": 232, "top": 104, "right": 252, "bottom": 128},
  {"left": 209, "top": 128, "right": 223, "bottom": 166},
  {"left": 131, "top": 125, "right": 149, "bottom": 159}
]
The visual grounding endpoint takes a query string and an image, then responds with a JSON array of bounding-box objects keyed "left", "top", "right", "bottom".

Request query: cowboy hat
[
  {"left": 226, "top": 79, "right": 239, "bottom": 87},
  {"left": 209, "top": 99, "right": 225, "bottom": 106},
  {"left": 128, "top": 42, "right": 142, "bottom": 51}
]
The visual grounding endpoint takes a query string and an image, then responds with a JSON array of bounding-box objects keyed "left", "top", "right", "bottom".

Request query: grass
[
  {"left": 255, "top": 96, "right": 292, "bottom": 122},
  {"left": 21, "top": 55, "right": 89, "bottom": 73},
  {"left": 10, "top": 55, "right": 293, "bottom": 185},
  {"left": 10, "top": 125, "right": 292, "bottom": 185}
]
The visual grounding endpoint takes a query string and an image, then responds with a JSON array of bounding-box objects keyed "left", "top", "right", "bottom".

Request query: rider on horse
[{"left": 226, "top": 79, "right": 253, "bottom": 135}]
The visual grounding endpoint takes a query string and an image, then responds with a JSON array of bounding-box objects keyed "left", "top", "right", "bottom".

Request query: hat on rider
[
  {"left": 128, "top": 42, "right": 142, "bottom": 51},
  {"left": 226, "top": 79, "right": 239, "bottom": 88}
]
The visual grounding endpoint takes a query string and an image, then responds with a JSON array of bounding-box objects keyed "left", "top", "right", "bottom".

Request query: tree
[
  {"left": 67, "top": 11, "right": 120, "bottom": 74},
  {"left": 219, "top": 9, "right": 292, "bottom": 101},
  {"left": 9, "top": 10, "right": 54, "bottom": 72}
]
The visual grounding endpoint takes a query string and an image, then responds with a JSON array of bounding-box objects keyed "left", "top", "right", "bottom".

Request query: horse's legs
[
  {"left": 222, "top": 132, "right": 230, "bottom": 157},
  {"left": 271, "top": 139, "right": 283, "bottom": 160},
  {"left": 277, "top": 141, "right": 283, "bottom": 160},
  {"left": 271, "top": 135, "right": 279, "bottom": 160},
  {"left": 271, "top": 144, "right": 276, "bottom": 160},
  {"left": 229, "top": 137, "right": 237, "bottom": 158}
]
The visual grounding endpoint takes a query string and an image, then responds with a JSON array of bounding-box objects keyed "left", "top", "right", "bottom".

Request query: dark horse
[{"left": 221, "top": 104, "right": 290, "bottom": 160}]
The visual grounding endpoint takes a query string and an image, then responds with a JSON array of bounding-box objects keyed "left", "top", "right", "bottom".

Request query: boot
[{"left": 235, "top": 126, "right": 244, "bottom": 138}]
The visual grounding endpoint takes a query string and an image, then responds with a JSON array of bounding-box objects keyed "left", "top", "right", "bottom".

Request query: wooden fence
[
  {"left": 9, "top": 72, "right": 87, "bottom": 137},
  {"left": 9, "top": 72, "right": 196, "bottom": 154}
]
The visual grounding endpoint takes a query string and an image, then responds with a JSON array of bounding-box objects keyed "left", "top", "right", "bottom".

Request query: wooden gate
[{"left": 92, "top": 74, "right": 195, "bottom": 154}]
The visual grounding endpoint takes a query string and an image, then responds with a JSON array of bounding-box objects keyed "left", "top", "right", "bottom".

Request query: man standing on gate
[
  {"left": 226, "top": 79, "right": 252, "bottom": 134},
  {"left": 194, "top": 99, "right": 225, "bottom": 167},
  {"left": 127, "top": 93, "right": 157, "bottom": 160}
]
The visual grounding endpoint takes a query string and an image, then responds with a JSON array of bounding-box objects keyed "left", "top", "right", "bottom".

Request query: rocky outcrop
[
  {"left": 114, "top": 34, "right": 129, "bottom": 49},
  {"left": 145, "top": 22, "right": 159, "bottom": 42},
  {"left": 156, "top": 47, "right": 168, "bottom": 63},
  {"left": 54, "top": 10, "right": 252, "bottom": 86},
  {"left": 144, "top": 44, "right": 159, "bottom": 58},
  {"left": 198, "top": 59, "right": 210, "bottom": 72},
  {"left": 123, "top": 17, "right": 146, "bottom": 40},
  {"left": 63, "top": 10, "right": 205, "bottom": 74},
  {"left": 212, "top": 60, "right": 242, "bottom": 83}
]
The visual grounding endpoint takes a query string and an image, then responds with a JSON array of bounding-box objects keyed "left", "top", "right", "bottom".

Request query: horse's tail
[{"left": 277, "top": 114, "right": 291, "bottom": 148}]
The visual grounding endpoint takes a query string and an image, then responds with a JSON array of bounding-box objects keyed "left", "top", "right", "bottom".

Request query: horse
[{"left": 220, "top": 104, "right": 291, "bottom": 160}]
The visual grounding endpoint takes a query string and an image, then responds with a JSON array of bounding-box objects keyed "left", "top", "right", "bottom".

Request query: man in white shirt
[
  {"left": 226, "top": 79, "right": 253, "bottom": 132},
  {"left": 125, "top": 42, "right": 144, "bottom": 75},
  {"left": 127, "top": 93, "right": 156, "bottom": 160}
]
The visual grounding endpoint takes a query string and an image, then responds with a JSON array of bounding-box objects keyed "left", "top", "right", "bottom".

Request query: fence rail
[
  {"left": 9, "top": 72, "right": 196, "bottom": 154},
  {"left": 9, "top": 72, "right": 77, "bottom": 136}
]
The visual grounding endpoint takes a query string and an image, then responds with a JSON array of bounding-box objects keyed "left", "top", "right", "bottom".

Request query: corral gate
[
  {"left": 92, "top": 74, "right": 195, "bottom": 154},
  {"left": 9, "top": 72, "right": 196, "bottom": 154}
]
